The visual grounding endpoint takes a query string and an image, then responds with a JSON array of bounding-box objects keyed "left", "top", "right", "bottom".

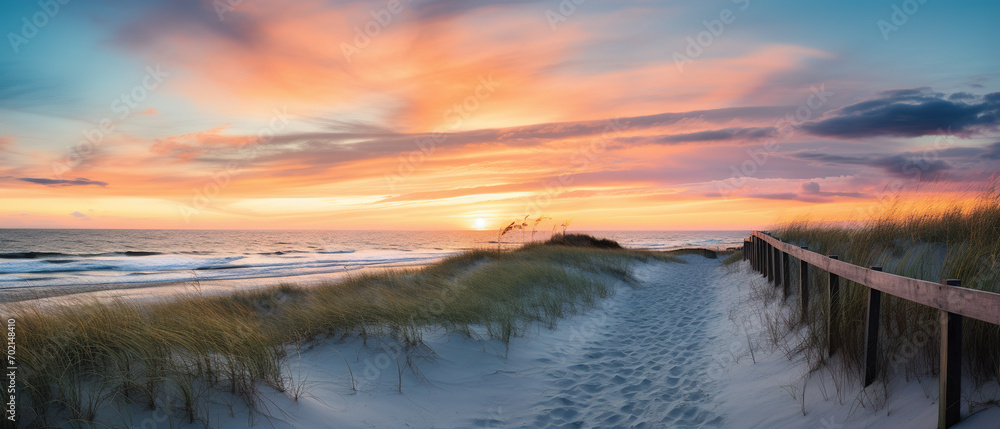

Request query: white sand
[
  {"left": 73, "top": 255, "right": 1000, "bottom": 427},
  {"left": 712, "top": 259, "right": 1000, "bottom": 429}
]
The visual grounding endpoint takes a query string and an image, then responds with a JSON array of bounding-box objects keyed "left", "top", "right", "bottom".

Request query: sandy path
[{"left": 515, "top": 255, "right": 726, "bottom": 427}]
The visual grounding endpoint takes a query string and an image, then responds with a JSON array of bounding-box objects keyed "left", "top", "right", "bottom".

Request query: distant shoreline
[
  {"left": 0, "top": 259, "right": 436, "bottom": 307},
  {"left": 0, "top": 246, "right": 735, "bottom": 308}
]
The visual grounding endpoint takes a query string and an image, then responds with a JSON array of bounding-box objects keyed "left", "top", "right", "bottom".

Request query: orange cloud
[
  {"left": 117, "top": 0, "right": 828, "bottom": 135},
  {"left": 150, "top": 124, "right": 254, "bottom": 161}
]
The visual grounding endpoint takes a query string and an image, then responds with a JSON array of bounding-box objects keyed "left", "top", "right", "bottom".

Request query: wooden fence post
[
  {"left": 757, "top": 237, "right": 762, "bottom": 273},
  {"left": 828, "top": 255, "right": 840, "bottom": 357},
  {"left": 799, "top": 247, "right": 809, "bottom": 321},
  {"left": 939, "top": 279, "right": 963, "bottom": 429},
  {"left": 782, "top": 251, "right": 791, "bottom": 300},
  {"left": 771, "top": 243, "right": 777, "bottom": 283},
  {"left": 767, "top": 243, "right": 775, "bottom": 283},
  {"left": 773, "top": 246, "right": 782, "bottom": 288},
  {"left": 764, "top": 241, "right": 770, "bottom": 280},
  {"left": 771, "top": 246, "right": 781, "bottom": 287},
  {"left": 864, "top": 266, "right": 883, "bottom": 387},
  {"left": 757, "top": 237, "right": 763, "bottom": 274},
  {"left": 753, "top": 236, "right": 760, "bottom": 272},
  {"left": 771, "top": 242, "right": 781, "bottom": 287}
]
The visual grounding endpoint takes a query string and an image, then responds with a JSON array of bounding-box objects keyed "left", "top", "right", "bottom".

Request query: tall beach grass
[
  {"left": 9, "top": 235, "right": 676, "bottom": 427},
  {"left": 767, "top": 188, "right": 1000, "bottom": 400}
]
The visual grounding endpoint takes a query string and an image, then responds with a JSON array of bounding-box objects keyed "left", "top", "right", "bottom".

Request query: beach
[
  {"left": 49, "top": 251, "right": 994, "bottom": 428},
  {"left": 5, "top": 229, "right": 1000, "bottom": 428}
]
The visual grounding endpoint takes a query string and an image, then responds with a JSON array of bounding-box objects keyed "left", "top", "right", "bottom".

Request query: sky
[{"left": 1, "top": 0, "right": 998, "bottom": 231}]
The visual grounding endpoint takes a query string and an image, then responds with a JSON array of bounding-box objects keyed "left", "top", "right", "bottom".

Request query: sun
[{"left": 472, "top": 218, "right": 489, "bottom": 230}]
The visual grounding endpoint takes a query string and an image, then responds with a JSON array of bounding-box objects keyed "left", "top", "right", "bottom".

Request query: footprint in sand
[{"left": 509, "top": 255, "right": 727, "bottom": 428}]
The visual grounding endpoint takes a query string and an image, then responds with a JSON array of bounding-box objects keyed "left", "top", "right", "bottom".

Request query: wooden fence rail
[{"left": 743, "top": 231, "right": 1000, "bottom": 429}]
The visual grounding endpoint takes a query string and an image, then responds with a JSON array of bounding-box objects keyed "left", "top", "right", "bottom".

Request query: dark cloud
[
  {"left": 937, "top": 146, "right": 988, "bottom": 158},
  {"left": 792, "top": 149, "right": 963, "bottom": 180},
  {"left": 707, "top": 184, "right": 867, "bottom": 203},
  {"left": 790, "top": 152, "right": 870, "bottom": 164},
  {"left": 948, "top": 92, "right": 977, "bottom": 101},
  {"left": 982, "top": 142, "right": 1000, "bottom": 160},
  {"left": 15, "top": 178, "right": 108, "bottom": 187},
  {"left": 748, "top": 193, "right": 799, "bottom": 200},
  {"left": 657, "top": 127, "right": 777, "bottom": 143},
  {"left": 197, "top": 106, "right": 791, "bottom": 167},
  {"left": 800, "top": 182, "right": 821, "bottom": 194},
  {"left": 112, "top": 0, "right": 261, "bottom": 50},
  {"left": 876, "top": 87, "right": 945, "bottom": 100},
  {"left": 413, "top": 0, "right": 545, "bottom": 20},
  {"left": 868, "top": 154, "right": 951, "bottom": 179},
  {"left": 800, "top": 88, "right": 1000, "bottom": 138},
  {"left": 799, "top": 181, "right": 865, "bottom": 198},
  {"left": 484, "top": 106, "right": 788, "bottom": 143}
]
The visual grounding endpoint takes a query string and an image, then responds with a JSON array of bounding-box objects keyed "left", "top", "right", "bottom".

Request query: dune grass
[
  {"left": 769, "top": 189, "right": 1000, "bottom": 394},
  {"left": 10, "top": 236, "right": 676, "bottom": 427}
]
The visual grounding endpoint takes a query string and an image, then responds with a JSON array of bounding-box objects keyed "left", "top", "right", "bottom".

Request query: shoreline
[
  {"left": 0, "top": 259, "right": 437, "bottom": 308},
  {"left": 0, "top": 246, "right": 733, "bottom": 309}
]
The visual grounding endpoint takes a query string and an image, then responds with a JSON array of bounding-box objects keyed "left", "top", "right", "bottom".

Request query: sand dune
[{"left": 71, "top": 253, "right": 1000, "bottom": 427}]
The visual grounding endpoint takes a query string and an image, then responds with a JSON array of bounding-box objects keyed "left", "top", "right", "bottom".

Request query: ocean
[{"left": 0, "top": 229, "right": 748, "bottom": 290}]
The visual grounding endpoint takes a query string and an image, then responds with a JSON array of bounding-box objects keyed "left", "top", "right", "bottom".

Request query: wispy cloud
[
  {"left": 790, "top": 149, "right": 963, "bottom": 180},
  {"left": 800, "top": 182, "right": 865, "bottom": 198},
  {"left": 150, "top": 124, "right": 252, "bottom": 161},
  {"left": 655, "top": 127, "right": 777, "bottom": 143},
  {"left": 70, "top": 211, "right": 92, "bottom": 220},
  {"left": 15, "top": 177, "right": 108, "bottom": 187},
  {"left": 981, "top": 142, "right": 1000, "bottom": 160}
]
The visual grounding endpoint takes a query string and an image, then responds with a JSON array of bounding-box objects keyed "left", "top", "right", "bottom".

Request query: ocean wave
[
  {"left": 0, "top": 251, "right": 166, "bottom": 259},
  {"left": 0, "top": 252, "right": 68, "bottom": 259},
  {"left": 0, "top": 250, "right": 448, "bottom": 277},
  {"left": 0, "top": 251, "right": 453, "bottom": 289},
  {"left": 255, "top": 249, "right": 355, "bottom": 256},
  {"left": 0, "top": 256, "right": 246, "bottom": 274}
]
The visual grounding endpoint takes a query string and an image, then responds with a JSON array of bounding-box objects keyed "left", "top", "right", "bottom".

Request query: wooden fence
[{"left": 743, "top": 231, "right": 1000, "bottom": 429}]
